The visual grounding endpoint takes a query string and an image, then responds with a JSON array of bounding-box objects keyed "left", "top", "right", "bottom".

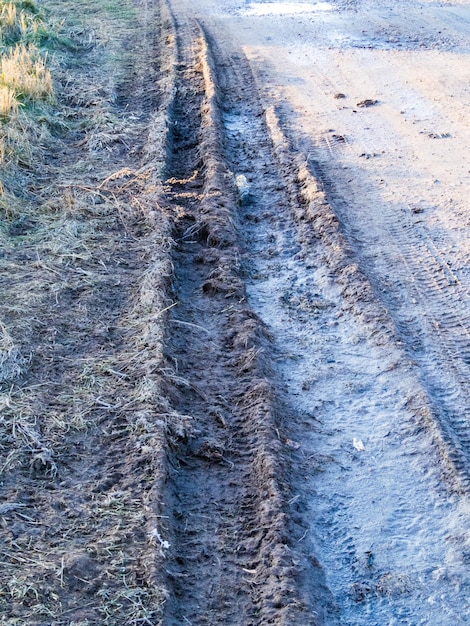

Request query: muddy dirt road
[
  {"left": 1, "top": 0, "right": 469, "bottom": 624},
  {"left": 160, "top": 0, "right": 470, "bottom": 623}
]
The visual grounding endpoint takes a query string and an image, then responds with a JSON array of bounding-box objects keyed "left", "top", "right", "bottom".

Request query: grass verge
[{"left": 0, "top": 0, "right": 178, "bottom": 622}]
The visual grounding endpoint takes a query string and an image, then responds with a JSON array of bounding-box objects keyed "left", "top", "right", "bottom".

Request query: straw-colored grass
[
  {"left": 0, "top": 43, "right": 53, "bottom": 104},
  {"left": 0, "top": 84, "right": 18, "bottom": 116},
  {"left": 0, "top": 1, "right": 50, "bottom": 46},
  {"left": 1, "top": 2, "right": 17, "bottom": 28},
  {"left": 0, "top": 1, "right": 54, "bottom": 187},
  {"left": 0, "top": 0, "right": 54, "bottom": 119},
  {"left": 0, "top": 322, "right": 26, "bottom": 382},
  {"left": 0, "top": 0, "right": 178, "bottom": 621}
]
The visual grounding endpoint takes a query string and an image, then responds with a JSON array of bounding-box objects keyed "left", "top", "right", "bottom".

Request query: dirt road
[
  {"left": 160, "top": 0, "right": 470, "bottom": 623},
  {"left": 1, "top": 0, "right": 469, "bottom": 624}
]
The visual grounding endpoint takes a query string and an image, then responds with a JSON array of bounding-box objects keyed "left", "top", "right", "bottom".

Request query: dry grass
[
  {"left": 0, "top": 322, "right": 26, "bottom": 382},
  {"left": 0, "top": 85, "right": 18, "bottom": 117},
  {"left": 0, "top": 0, "right": 179, "bottom": 622},
  {"left": 0, "top": 44, "right": 53, "bottom": 104},
  {"left": 0, "top": 3, "right": 27, "bottom": 45},
  {"left": 0, "top": 1, "right": 53, "bottom": 45},
  {"left": 0, "top": 1, "right": 54, "bottom": 118},
  {"left": 0, "top": 0, "right": 56, "bottom": 222}
]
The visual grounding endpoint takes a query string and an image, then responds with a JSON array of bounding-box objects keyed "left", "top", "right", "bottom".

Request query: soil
[{"left": 0, "top": 0, "right": 469, "bottom": 624}]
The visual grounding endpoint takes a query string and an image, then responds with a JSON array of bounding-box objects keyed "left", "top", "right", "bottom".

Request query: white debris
[
  {"left": 353, "top": 437, "right": 365, "bottom": 451},
  {"left": 149, "top": 528, "right": 171, "bottom": 555}
]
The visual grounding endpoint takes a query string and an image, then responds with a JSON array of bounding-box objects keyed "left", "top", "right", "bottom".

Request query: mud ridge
[{"left": 160, "top": 16, "right": 317, "bottom": 625}]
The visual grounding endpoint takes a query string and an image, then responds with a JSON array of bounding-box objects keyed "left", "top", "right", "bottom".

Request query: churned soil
[{"left": 1, "top": 0, "right": 470, "bottom": 624}]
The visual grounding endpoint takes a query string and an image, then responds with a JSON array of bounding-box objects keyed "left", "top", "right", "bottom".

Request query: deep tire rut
[
  {"left": 160, "top": 18, "right": 315, "bottom": 625},
  {"left": 164, "top": 12, "right": 470, "bottom": 625}
]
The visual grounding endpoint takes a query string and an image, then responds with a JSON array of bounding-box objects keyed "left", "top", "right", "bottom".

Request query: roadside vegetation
[
  {"left": 0, "top": 0, "right": 55, "bottom": 220},
  {"left": 0, "top": 1, "right": 54, "bottom": 115},
  {"left": 0, "top": 0, "right": 176, "bottom": 622}
]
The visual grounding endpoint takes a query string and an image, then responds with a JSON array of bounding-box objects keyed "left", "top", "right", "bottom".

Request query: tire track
[
  {"left": 272, "top": 9, "right": 470, "bottom": 482},
  {"left": 193, "top": 22, "right": 470, "bottom": 626},
  {"left": 312, "top": 150, "right": 470, "bottom": 484},
  {"left": 383, "top": 212, "right": 470, "bottom": 483},
  {"left": 273, "top": 38, "right": 470, "bottom": 480},
  {"left": 160, "top": 16, "right": 318, "bottom": 625}
]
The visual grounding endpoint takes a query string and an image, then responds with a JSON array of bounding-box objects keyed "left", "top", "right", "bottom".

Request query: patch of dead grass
[
  {"left": 0, "top": 0, "right": 179, "bottom": 622},
  {"left": 0, "top": 322, "right": 26, "bottom": 382},
  {"left": 0, "top": 44, "right": 53, "bottom": 104}
]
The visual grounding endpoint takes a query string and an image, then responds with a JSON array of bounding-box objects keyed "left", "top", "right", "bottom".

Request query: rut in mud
[
  {"left": 159, "top": 19, "right": 323, "bottom": 624},
  {"left": 2, "top": 0, "right": 470, "bottom": 624},
  {"left": 159, "top": 8, "right": 470, "bottom": 623}
]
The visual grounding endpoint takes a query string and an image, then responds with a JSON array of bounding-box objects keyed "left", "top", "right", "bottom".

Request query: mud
[
  {"left": 1, "top": 0, "right": 470, "bottom": 624},
  {"left": 158, "top": 0, "right": 470, "bottom": 622},
  {"left": 159, "top": 23, "right": 317, "bottom": 624}
]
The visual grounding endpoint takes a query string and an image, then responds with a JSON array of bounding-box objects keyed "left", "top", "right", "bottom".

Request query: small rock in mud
[
  {"left": 356, "top": 99, "right": 379, "bottom": 108},
  {"left": 188, "top": 437, "right": 226, "bottom": 462}
]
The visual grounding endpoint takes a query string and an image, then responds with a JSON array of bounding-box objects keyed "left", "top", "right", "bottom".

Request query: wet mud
[{"left": 1, "top": 0, "right": 470, "bottom": 624}]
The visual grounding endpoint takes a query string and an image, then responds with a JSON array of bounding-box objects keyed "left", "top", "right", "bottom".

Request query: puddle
[{"left": 242, "top": 1, "right": 334, "bottom": 16}]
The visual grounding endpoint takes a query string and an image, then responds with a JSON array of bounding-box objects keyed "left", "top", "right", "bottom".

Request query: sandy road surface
[{"left": 162, "top": 0, "right": 470, "bottom": 623}]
